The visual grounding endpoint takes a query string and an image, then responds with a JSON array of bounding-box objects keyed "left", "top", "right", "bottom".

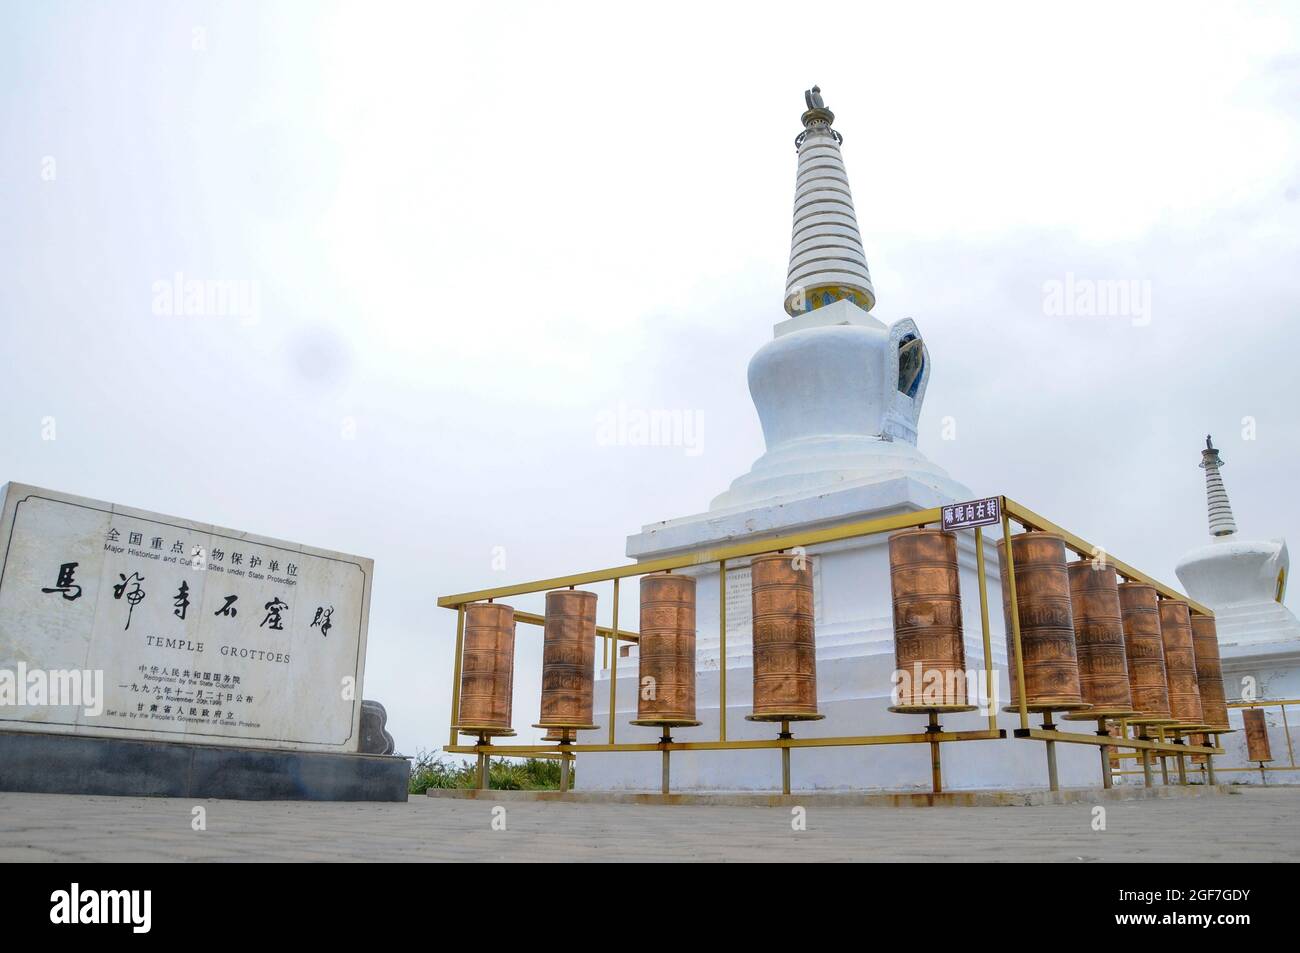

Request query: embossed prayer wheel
[
  {"left": 747, "top": 553, "right": 822, "bottom": 722},
  {"left": 534, "top": 589, "right": 600, "bottom": 732},
  {"left": 1118, "top": 582, "right": 1173, "bottom": 723},
  {"left": 997, "top": 532, "right": 1087, "bottom": 712},
  {"left": 1190, "top": 614, "right": 1231, "bottom": 731},
  {"left": 1158, "top": 599, "right": 1203, "bottom": 728},
  {"left": 1243, "top": 708, "right": 1273, "bottom": 763},
  {"left": 455, "top": 602, "right": 517, "bottom": 738},
  {"left": 630, "top": 573, "right": 701, "bottom": 727},
  {"left": 887, "top": 528, "right": 972, "bottom": 712},
  {"left": 1063, "top": 560, "right": 1135, "bottom": 718}
]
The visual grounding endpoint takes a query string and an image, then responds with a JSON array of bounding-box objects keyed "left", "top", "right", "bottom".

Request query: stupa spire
[
  {"left": 1200, "top": 435, "right": 1238, "bottom": 538},
  {"left": 784, "top": 85, "right": 876, "bottom": 317}
]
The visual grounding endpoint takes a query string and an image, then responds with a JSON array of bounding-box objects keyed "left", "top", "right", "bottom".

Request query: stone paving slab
[{"left": 0, "top": 786, "right": 1297, "bottom": 862}]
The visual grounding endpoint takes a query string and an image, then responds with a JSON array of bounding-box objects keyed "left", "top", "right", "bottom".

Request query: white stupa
[
  {"left": 694, "top": 85, "right": 969, "bottom": 516},
  {"left": 1175, "top": 437, "right": 1298, "bottom": 653},
  {"left": 1175, "top": 437, "right": 1300, "bottom": 780},
  {"left": 580, "top": 88, "right": 1096, "bottom": 792}
]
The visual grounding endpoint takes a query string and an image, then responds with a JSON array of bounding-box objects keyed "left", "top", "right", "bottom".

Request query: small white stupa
[
  {"left": 580, "top": 88, "right": 1096, "bottom": 792},
  {"left": 1175, "top": 437, "right": 1298, "bottom": 653},
  {"left": 1175, "top": 436, "right": 1300, "bottom": 780}
]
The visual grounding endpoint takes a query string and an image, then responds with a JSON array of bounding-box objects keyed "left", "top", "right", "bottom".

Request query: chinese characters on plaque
[
  {"left": 941, "top": 497, "right": 1001, "bottom": 532},
  {"left": 0, "top": 483, "right": 372, "bottom": 752}
]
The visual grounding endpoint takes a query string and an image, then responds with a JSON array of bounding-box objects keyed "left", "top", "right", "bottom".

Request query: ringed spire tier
[
  {"left": 1200, "top": 436, "right": 1238, "bottom": 537},
  {"left": 784, "top": 85, "right": 876, "bottom": 317}
]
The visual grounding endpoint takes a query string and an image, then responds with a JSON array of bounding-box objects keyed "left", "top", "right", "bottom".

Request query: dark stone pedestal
[{"left": 0, "top": 730, "right": 410, "bottom": 802}]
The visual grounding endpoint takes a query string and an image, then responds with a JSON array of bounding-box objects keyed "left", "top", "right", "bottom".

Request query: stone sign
[{"left": 0, "top": 483, "right": 372, "bottom": 752}]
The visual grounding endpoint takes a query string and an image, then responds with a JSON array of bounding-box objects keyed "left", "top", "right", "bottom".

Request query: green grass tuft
[{"left": 408, "top": 748, "right": 571, "bottom": 794}]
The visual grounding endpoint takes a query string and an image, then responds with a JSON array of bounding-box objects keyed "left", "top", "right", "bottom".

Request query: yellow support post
[
  {"left": 608, "top": 578, "right": 620, "bottom": 746},
  {"left": 974, "top": 526, "right": 995, "bottom": 733},
  {"left": 1001, "top": 504, "right": 1030, "bottom": 731},
  {"left": 448, "top": 605, "right": 465, "bottom": 747},
  {"left": 719, "top": 559, "right": 728, "bottom": 743},
  {"left": 1283, "top": 703, "right": 1296, "bottom": 767}
]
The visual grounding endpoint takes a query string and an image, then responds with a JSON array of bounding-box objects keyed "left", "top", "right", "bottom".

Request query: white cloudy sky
[{"left": 2, "top": 1, "right": 1298, "bottom": 756}]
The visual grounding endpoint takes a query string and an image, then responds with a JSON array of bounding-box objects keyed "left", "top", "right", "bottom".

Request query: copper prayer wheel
[
  {"left": 997, "top": 532, "right": 1087, "bottom": 712},
  {"left": 1158, "top": 599, "right": 1203, "bottom": 728},
  {"left": 534, "top": 589, "right": 600, "bottom": 732},
  {"left": 630, "top": 573, "right": 701, "bottom": 728},
  {"left": 746, "top": 553, "right": 822, "bottom": 722},
  {"left": 1061, "top": 560, "right": 1135, "bottom": 719},
  {"left": 1190, "top": 614, "right": 1230, "bottom": 731},
  {"left": 455, "top": 602, "right": 517, "bottom": 738},
  {"left": 1243, "top": 708, "right": 1273, "bottom": 763},
  {"left": 1117, "top": 582, "right": 1173, "bottom": 723},
  {"left": 886, "top": 528, "right": 972, "bottom": 712}
]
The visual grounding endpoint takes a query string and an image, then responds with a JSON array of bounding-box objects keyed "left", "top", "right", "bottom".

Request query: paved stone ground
[{"left": 0, "top": 786, "right": 1296, "bottom": 862}]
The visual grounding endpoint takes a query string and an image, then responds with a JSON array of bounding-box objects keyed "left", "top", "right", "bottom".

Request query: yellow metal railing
[{"left": 437, "top": 495, "right": 1223, "bottom": 795}]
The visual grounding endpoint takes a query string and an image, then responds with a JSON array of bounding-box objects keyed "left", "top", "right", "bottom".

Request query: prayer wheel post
[
  {"left": 1159, "top": 599, "right": 1202, "bottom": 785},
  {"left": 1119, "top": 582, "right": 1177, "bottom": 787},
  {"left": 998, "top": 530, "right": 1089, "bottom": 791},
  {"left": 454, "top": 602, "right": 518, "bottom": 741},
  {"left": 1190, "top": 613, "right": 1230, "bottom": 785},
  {"left": 1243, "top": 708, "right": 1273, "bottom": 785},
  {"left": 746, "top": 553, "right": 823, "bottom": 795},
  {"left": 886, "top": 527, "right": 977, "bottom": 793},
  {"left": 629, "top": 573, "right": 702, "bottom": 796},
  {"left": 535, "top": 589, "right": 601, "bottom": 793},
  {"left": 1061, "top": 559, "right": 1138, "bottom": 789}
]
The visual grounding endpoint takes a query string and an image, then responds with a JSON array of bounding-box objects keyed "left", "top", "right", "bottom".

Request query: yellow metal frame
[
  {"left": 438, "top": 495, "right": 1222, "bottom": 793},
  {"left": 999, "top": 498, "right": 1222, "bottom": 789}
]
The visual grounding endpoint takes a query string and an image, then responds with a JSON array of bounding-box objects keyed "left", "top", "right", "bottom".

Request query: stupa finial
[
  {"left": 1199, "top": 434, "right": 1238, "bottom": 538},
  {"left": 785, "top": 86, "right": 876, "bottom": 316}
]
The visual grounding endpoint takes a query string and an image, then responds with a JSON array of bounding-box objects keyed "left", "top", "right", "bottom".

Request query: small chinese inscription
[{"left": 941, "top": 497, "right": 1001, "bottom": 531}]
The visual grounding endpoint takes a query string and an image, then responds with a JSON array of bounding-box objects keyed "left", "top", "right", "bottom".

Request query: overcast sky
[{"left": 3, "top": 1, "right": 1298, "bottom": 757}]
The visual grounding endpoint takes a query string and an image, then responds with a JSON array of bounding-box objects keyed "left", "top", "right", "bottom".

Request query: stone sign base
[{"left": 0, "top": 731, "right": 409, "bottom": 802}]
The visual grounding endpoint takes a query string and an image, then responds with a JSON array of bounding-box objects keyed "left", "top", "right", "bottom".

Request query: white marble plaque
[
  {"left": 0, "top": 483, "right": 372, "bottom": 752},
  {"left": 724, "top": 567, "right": 753, "bottom": 643}
]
